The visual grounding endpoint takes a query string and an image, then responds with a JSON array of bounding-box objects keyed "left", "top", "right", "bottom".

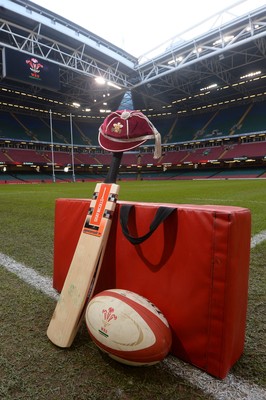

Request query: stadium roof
[{"left": 0, "top": 0, "right": 266, "bottom": 120}]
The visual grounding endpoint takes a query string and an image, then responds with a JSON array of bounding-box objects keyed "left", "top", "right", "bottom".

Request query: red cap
[{"left": 98, "top": 110, "right": 161, "bottom": 158}]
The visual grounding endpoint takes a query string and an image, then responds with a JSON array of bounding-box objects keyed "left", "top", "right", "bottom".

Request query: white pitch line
[
  {"left": 0, "top": 230, "right": 266, "bottom": 400},
  {"left": 251, "top": 230, "right": 266, "bottom": 248},
  {"left": 0, "top": 252, "right": 59, "bottom": 301},
  {"left": 165, "top": 356, "right": 266, "bottom": 400}
]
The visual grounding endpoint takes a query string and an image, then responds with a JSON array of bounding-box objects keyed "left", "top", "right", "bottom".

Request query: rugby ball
[{"left": 85, "top": 289, "right": 172, "bottom": 366}]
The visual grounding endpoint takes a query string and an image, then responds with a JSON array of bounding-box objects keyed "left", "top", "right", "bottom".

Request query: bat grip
[{"left": 104, "top": 152, "right": 123, "bottom": 184}]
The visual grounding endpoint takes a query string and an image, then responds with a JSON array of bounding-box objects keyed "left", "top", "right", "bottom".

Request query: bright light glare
[{"left": 95, "top": 77, "right": 106, "bottom": 84}]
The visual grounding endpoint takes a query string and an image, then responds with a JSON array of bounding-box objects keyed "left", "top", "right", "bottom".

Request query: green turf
[
  {"left": 0, "top": 179, "right": 265, "bottom": 274},
  {"left": 0, "top": 179, "right": 265, "bottom": 399}
]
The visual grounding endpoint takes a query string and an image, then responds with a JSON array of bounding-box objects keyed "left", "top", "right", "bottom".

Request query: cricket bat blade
[{"left": 47, "top": 182, "right": 119, "bottom": 347}]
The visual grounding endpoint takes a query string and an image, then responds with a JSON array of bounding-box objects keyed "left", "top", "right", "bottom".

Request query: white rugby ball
[{"left": 85, "top": 289, "right": 172, "bottom": 366}]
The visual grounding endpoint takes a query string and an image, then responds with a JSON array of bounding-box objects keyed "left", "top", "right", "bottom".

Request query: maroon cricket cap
[{"left": 98, "top": 109, "right": 161, "bottom": 159}]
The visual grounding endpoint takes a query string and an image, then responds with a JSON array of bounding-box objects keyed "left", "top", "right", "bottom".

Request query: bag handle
[{"left": 120, "top": 204, "right": 176, "bottom": 245}]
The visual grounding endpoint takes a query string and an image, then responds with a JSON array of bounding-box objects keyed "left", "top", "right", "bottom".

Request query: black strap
[{"left": 120, "top": 204, "right": 176, "bottom": 245}]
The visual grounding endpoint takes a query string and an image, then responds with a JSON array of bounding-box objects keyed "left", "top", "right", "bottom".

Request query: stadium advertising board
[{"left": 2, "top": 47, "right": 60, "bottom": 91}]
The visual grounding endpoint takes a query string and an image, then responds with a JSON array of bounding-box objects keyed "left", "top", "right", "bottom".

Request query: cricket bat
[{"left": 47, "top": 152, "right": 123, "bottom": 347}]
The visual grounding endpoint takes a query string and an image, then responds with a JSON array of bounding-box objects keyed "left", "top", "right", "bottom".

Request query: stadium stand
[
  {"left": 160, "top": 103, "right": 266, "bottom": 143},
  {"left": 203, "top": 105, "right": 249, "bottom": 137},
  {"left": 74, "top": 120, "right": 101, "bottom": 146},
  {"left": 2, "top": 106, "right": 265, "bottom": 152},
  {"left": 0, "top": 149, "right": 12, "bottom": 164},
  {"left": 73, "top": 152, "right": 100, "bottom": 165},
  {"left": 153, "top": 117, "right": 177, "bottom": 143},
  {"left": 2, "top": 148, "right": 46, "bottom": 164},
  {"left": 0, "top": 173, "right": 23, "bottom": 183},
  {"left": 0, "top": 3, "right": 265, "bottom": 182},
  {"left": 138, "top": 153, "right": 162, "bottom": 166},
  {"left": 0, "top": 106, "right": 265, "bottom": 182},
  {"left": 220, "top": 141, "right": 266, "bottom": 160},
  {"left": 161, "top": 150, "right": 189, "bottom": 164},
  {"left": 166, "top": 113, "right": 212, "bottom": 143},
  {"left": 237, "top": 102, "right": 266, "bottom": 134},
  {"left": 120, "top": 152, "right": 139, "bottom": 166},
  {"left": 0, "top": 111, "right": 30, "bottom": 141},
  {"left": 94, "top": 153, "right": 113, "bottom": 165},
  {"left": 11, "top": 114, "right": 49, "bottom": 142},
  {"left": 259, "top": 171, "right": 266, "bottom": 178},
  {"left": 0, "top": 111, "right": 102, "bottom": 146},
  {"left": 211, "top": 168, "right": 266, "bottom": 179},
  {"left": 180, "top": 146, "right": 226, "bottom": 164}
]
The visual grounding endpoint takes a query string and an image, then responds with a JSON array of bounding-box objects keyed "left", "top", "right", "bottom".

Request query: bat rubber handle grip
[{"left": 104, "top": 152, "right": 123, "bottom": 184}]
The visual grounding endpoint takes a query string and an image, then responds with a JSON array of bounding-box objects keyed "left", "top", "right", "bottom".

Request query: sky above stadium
[{"left": 31, "top": 0, "right": 265, "bottom": 58}]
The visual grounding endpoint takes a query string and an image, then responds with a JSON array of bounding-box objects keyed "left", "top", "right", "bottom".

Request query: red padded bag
[{"left": 53, "top": 199, "right": 251, "bottom": 379}]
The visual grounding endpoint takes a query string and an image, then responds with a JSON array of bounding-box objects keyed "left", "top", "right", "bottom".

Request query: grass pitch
[{"left": 0, "top": 179, "right": 265, "bottom": 399}]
